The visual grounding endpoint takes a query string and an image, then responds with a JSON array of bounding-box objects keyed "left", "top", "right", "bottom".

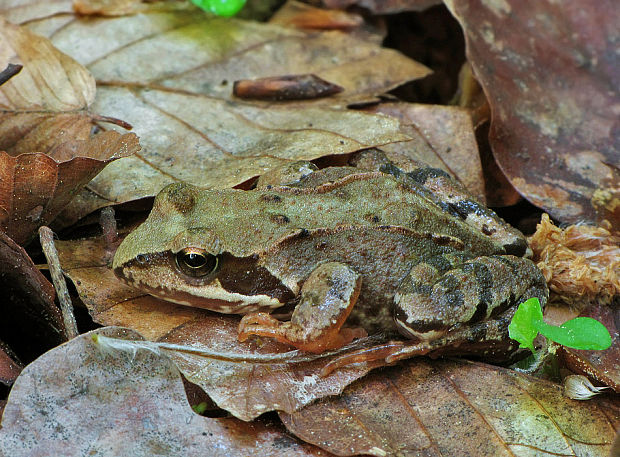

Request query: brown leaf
[
  {"left": 55, "top": 234, "right": 379, "bottom": 420},
  {"left": 367, "top": 101, "right": 485, "bottom": 201},
  {"left": 281, "top": 358, "right": 618, "bottom": 457},
  {"left": 0, "top": 127, "right": 139, "bottom": 244},
  {"left": 0, "top": 230, "right": 65, "bottom": 370},
  {"left": 0, "top": 17, "right": 95, "bottom": 111},
  {"left": 444, "top": 0, "right": 619, "bottom": 225},
  {"left": 0, "top": 327, "right": 331, "bottom": 457},
  {"left": 7, "top": 6, "right": 427, "bottom": 221},
  {"left": 560, "top": 304, "right": 619, "bottom": 393},
  {"left": 0, "top": 340, "right": 22, "bottom": 386},
  {"left": 0, "top": 19, "right": 140, "bottom": 244}
]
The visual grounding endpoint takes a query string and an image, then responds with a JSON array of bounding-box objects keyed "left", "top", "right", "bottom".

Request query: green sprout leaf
[
  {"left": 508, "top": 297, "right": 543, "bottom": 353},
  {"left": 509, "top": 297, "right": 613, "bottom": 353},
  {"left": 537, "top": 318, "right": 613, "bottom": 350},
  {"left": 190, "top": 0, "right": 246, "bottom": 16}
]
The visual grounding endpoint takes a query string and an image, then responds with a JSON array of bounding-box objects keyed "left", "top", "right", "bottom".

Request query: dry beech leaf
[
  {"left": 0, "top": 230, "right": 66, "bottom": 358},
  {"left": 0, "top": 19, "right": 140, "bottom": 244},
  {"left": 55, "top": 234, "right": 381, "bottom": 421},
  {"left": 444, "top": 0, "right": 619, "bottom": 225},
  {"left": 7, "top": 5, "right": 427, "bottom": 220},
  {"left": 281, "top": 358, "right": 619, "bottom": 457},
  {"left": 0, "top": 17, "right": 94, "bottom": 111},
  {"left": 0, "top": 327, "right": 330, "bottom": 457},
  {"left": 366, "top": 102, "right": 485, "bottom": 201}
]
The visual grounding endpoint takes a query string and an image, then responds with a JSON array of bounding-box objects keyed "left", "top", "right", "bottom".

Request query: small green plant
[
  {"left": 508, "top": 297, "right": 612, "bottom": 353},
  {"left": 190, "top": 0, "right": 246, "bottom": 17}
]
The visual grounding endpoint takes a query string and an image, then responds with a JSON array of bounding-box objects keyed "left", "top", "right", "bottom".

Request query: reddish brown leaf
[
  {"left": 0, "top": 19, "right": 139, "bottom": 244},
  {"left": 560, "top": 304, "right": 619, "bottom": 393},
  {"left": 234, "top": 74, "right": 344, "bottom": 101},
  {"left": 0, "top": 230, "right": 65, "bottom": 361},
  {"left": 444, "top": 0, "right": 619, "bottom": 225},
  {"left": 0, "top": 128, "right": 139, "bottom": 244},
  {"left": 281, "top": 358, "right": 618, "bottom": 456},
  {"left": 55, "top": 234, "right": 380, "bottom": 421},
  {"left": 0, "top": 328, "right": 331, "bottom": 457},
  {"left": 0, "top": 340, "right": 22, "bottom": 386}
]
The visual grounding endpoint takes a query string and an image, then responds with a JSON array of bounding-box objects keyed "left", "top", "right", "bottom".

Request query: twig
[
  {"left": 39, "top": 226, "right": 79, "bottom": 339},
  {"left": 0, "top": 63, "right": 22, "bottom": 86}
]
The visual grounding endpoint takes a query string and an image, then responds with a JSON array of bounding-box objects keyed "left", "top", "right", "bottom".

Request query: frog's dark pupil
[{"left": 184, "top": 252, "right": 206, "bottom": 268}]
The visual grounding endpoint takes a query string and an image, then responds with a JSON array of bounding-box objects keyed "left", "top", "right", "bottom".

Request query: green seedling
[
  {"left": 190, "top": 0, "right": 246, "bottom": 16},
  {"left": 508, "top": 297, "right": 612, "bottom": 353}
]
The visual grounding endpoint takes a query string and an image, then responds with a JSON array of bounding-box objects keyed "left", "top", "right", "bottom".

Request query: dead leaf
[
  {"left": 0, "top": 327, "right": 331, "bottom": 457},
  {"left": 0, "top": 340, "right": 22, "bottom": 386},
  {"left": 444, "top": 0, "right": 619, "bottom": 225},
  {"left": 0, "top": 19, "right": 139, "bottom": 243},
  {"left": 0, "top": 230, "right": 65, "bottom": 361},
  {"left": 55, "top": 234, "right": 379, "bottom": 421},
  {"left": 366, "top": 101, "right": 485, "bottom": 201},
  {"left": 5, "top": 5, "right": 428, "bottom": 221},
  {"left": 0, "top": 17, "right": 94, "bottom": 111},
  {"left": 560, "top": 304, "right": 619, "bottom": 393},
  {"left": 281, "top": 358, "right": 619, "bottom": 457}
]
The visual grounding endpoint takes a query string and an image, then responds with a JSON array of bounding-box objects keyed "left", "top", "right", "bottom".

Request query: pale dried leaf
[
  {"left": 0, "top": 327, "right": 329, "bottom": 457},
  {"left": 0, "top": 17, "right": 95, "bottom": 111}
]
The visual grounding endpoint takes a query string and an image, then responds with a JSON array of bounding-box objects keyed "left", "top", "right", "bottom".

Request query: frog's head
[{"left": 112, "top": 183, "right": 293, "bottom": 313}]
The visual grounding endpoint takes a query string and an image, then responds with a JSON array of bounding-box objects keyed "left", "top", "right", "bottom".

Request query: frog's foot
[
  {"left": 318, "top": 339, "right": 436, "bottom": 376},
  {"left": 238, "top": 262, "right": 367, "bottom": 353}
]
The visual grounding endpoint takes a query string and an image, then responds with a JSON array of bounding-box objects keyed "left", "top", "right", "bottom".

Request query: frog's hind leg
[
  {"left": 320, "top": 254, "right": 548, "bottom": 376},
  {"left": 394, "top": 254, "right": 548, "bottom": 342},
  {"left": 238, "top": 262, "right": 368, "bottom": 353}
]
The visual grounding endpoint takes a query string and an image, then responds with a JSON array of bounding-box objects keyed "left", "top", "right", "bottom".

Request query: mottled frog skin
[{"left": 113, "top": 152, "right": 548, "bottom": 363}]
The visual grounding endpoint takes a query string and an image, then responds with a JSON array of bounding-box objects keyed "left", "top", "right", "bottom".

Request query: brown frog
[{"left": 113, "top": 152, "right": 548, "bottom": 367}]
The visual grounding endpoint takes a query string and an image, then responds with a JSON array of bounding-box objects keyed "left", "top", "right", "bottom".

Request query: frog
[{"left": 112, "top": 150, "right": 548, "bottom": 368}]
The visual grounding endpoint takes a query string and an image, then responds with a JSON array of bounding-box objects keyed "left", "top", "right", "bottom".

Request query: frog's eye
[{"left": 175, "top": 248, "right": 220, "bottom": 278}]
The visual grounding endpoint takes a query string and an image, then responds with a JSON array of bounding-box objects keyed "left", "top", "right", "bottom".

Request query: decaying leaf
[
  {"left": 271, "top": 1, "right": 365, "bottom": 31},
  {"left": 0, "top": 19, "right": 139, "bottom": 243},
  {"left": 559, "top": 304, "right": 619, "bottom": 393},
  {"left": 0, "top": 340, "right": 22, "bottom": 386},
  {"left": 366, "top": 101, "right": 485, "bottom": 200},
  {"left": 55, "top": 234, "right": 380, "bottom": 420},
  {"left": 6, "top": 5, "right": 428, "bottom": 221},
  {"left": 0, "top": 230, "right": 65, "bottom": 361},
  {"left": 444, "top": 0, "right": 619, "bottom": 225},
  {"left": 281, "top": 358, "right": 618, "bottom": 457},
  {"left": 0, "top": 327, "right": 329, "bottom": 457},
  {"left": 529, "top": 213, "right": 619, "bottom": 307}
]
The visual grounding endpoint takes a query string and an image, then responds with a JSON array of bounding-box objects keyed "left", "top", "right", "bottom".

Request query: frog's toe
[{"left": 238, "top": 312, "right": 281, "bottom": 342}]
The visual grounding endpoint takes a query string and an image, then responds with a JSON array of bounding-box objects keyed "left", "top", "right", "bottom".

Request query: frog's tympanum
[{"left": 113, "top": 152, "right": 548, "bottom": 368}]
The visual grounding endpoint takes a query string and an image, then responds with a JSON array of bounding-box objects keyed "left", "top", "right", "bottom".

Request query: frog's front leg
[{"left": 238, "top": 262, "right": 367, "bottom": 353}]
